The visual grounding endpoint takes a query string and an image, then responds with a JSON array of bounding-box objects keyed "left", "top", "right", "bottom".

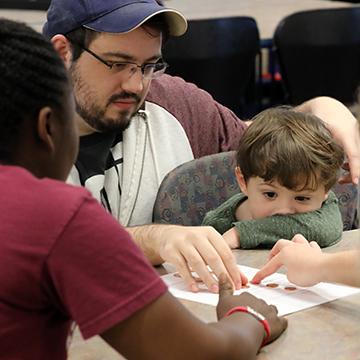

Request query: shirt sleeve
[
  {"left": 147, "top": 74, "right": 247, "bottom": 158},
  {"left": 202, "top": 194, "right": 243, "bottom": 234},
  {"left": 234, "top": 191, "right": 343, "bottom": 249},
  {"left": 46, "top": 195, "right": 167, "bottom": 339}
]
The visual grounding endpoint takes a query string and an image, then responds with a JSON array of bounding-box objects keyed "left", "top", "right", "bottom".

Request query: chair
[
  {"left": 153, "top": 151, "right": 358, "bottom": 230},
  {"left": 163, "top": 17, "right": 260, "bottom": 117},
  {"left": 273, "top": 7, "right": 360, "bottom": 105}
]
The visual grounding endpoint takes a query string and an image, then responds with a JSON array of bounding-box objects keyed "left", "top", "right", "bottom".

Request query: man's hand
[
  {"left": 296, "top": 96, "right": 360, "bottom": 184},
  {"left": 252, "top": 234, "right": 325, "bottom": 287},
  {"left": 158, "top": 225, "right": 247, "bottom": 292},
  {"left": 217, "top": 274, "right": 287, "bottom": 344},
  {"left": 223, "top": 227, "right": 240, "bottom": 249}
]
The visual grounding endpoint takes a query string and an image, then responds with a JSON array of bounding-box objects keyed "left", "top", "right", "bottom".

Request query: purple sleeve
[
  {"left": 46, "top": 196, "right": 167, "bottom": 339},
  {"left": 146, "top": 74, "right": 247, "bottom": 158}
]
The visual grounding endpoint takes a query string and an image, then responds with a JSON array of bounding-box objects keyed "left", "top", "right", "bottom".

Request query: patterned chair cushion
[{"left": 153, "top": 151, "right": 358, "bottom": 230}]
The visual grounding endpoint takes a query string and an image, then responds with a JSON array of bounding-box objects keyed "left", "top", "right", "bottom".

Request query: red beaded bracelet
[{"left": 224, "top": 306, "right": 271, "bottom": 346}]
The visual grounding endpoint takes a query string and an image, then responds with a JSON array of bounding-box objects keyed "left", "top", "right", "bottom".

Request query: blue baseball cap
[{"left": 43, "top": 0, "right": 187, "bottom": 39}]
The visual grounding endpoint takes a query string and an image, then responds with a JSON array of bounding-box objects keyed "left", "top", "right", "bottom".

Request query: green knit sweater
[{"left": 202, "top": 191, "right": 343, "bottom": 249}]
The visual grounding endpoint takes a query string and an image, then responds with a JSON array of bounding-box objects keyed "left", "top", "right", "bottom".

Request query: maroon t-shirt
[{"left": 0, "top": 166, "right": 167, "bottom": 360}]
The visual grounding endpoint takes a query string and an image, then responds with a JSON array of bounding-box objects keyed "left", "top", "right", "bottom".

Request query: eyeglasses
[{"left": 71, "top": 41, "right": 168, "bottom": 80}]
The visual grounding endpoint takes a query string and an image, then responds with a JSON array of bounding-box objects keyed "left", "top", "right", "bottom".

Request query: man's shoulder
[{"left": 146, "top": 74, "right": 216, "bottom": 114}]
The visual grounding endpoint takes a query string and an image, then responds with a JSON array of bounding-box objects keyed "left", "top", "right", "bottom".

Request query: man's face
[{"left": 70, "top": 27, "right": 162, "bottom": 133}]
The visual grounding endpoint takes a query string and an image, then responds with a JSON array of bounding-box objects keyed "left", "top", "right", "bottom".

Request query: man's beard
[
  {"left": 71, "top": 65, "right": 141, "bottom": 133},
  {"left": 75, "top": 94, "right": 138, "bottom": 133}
]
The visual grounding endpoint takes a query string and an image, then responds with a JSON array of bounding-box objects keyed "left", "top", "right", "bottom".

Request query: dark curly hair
[
  {"left": 237, "top": 106, "right": 345, "bottom": 192},
  {"left": 0, "top": 18, "right": 69, "bottom": 161}
]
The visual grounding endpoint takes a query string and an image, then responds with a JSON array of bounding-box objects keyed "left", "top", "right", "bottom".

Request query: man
[{"left": 43, "top": 0, "right": 360, "bottom": 292}]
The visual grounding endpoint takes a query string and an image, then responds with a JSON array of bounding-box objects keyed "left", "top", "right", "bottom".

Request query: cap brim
[{"left": 83, "top": 3, "right": 187, "bottom": 36}]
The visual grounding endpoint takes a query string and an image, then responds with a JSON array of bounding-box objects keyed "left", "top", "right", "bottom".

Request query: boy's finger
[
  {"left": 251, "top": 255, "right": 283, "bottom": 284},
  {"left": 218, "top": 273, "right": 234, "bottom": 298}
]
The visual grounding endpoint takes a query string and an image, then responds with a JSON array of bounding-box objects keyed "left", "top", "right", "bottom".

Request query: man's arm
[
  {"left": 296, "top": 96, "right": 360, "bottom": 184},
  {"left": 127, "top": 224, "right": 247, "bottom": 292},
  {"left": 204, "top": 192, "right": 343, "bottom": 249},
  {"left": 233, "top": 193, "right": 342, "bottom": 249}
]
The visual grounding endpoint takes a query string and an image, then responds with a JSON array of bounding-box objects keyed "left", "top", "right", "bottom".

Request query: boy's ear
[
  {"left": 324, "top": 191, "right": 329, "bottom": 201},
  {"left": 37, "top": 107, "right": 56, "bottom": 154},
  {"left": 51, "top": 34, "right": 73, "bottom": 69},
  {"left": 235, "top": 166, "right": 248, "bottom": 195}
]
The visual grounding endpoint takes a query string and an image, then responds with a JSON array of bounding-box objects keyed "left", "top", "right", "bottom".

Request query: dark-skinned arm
[{"left": 101, "top": 275, "right": 287, "bottom": 359}]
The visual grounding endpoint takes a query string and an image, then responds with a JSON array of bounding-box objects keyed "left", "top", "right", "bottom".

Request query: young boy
[
  {"left": 0, "top": 19, "right": 286, "bottom": 360},
  {"left": 203, "top": 107, "right": 345, "bottom": 249}
]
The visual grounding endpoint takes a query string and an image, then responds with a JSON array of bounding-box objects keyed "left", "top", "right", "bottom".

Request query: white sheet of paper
[{"left": 161, "top": 265, "right": 360, "bottom": 316}]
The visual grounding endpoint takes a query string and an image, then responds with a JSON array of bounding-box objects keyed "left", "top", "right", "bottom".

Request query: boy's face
[{"left": 236, "top": 169, "right": 328, "bottom": 220}]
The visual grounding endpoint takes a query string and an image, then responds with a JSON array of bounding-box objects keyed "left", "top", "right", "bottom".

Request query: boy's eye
[
  {"left": 264, "top": 192, "right": 277, "bottom": 199},
  {"left": 295, "top": 196, "right": 310, "bottom": 202}
]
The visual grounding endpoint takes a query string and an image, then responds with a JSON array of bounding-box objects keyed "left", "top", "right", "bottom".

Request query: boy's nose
[
  {"left": 273, "top": 201, "right": 296, "bottom": 216},
  {"left": 275, "top": 207, "right": 296, "bottom": 216}
]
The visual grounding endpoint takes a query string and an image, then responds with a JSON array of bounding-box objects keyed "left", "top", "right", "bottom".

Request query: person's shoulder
[
  {"left": 146, "top": 74, "right": 212, "bottom": 106},
  {"left": 0, "top": 165, "right": 91, "bottom": 210}
]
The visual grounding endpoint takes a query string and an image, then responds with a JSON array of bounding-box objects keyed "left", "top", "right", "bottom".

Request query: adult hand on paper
[
  {"left": 217, "top": 274, "right": 287, "bottom": 344},
  {"left": 252, "top": 234, "right": 325, "bottom": 287},
  {"left": 223, "top": 227, "right": 240, "bottom": 249},
  {"left": 158, "top": 225, "right": 248, "bottom": 293}
]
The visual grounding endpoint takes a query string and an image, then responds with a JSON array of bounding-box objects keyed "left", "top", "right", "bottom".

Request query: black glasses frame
[{"left": 67, "top": 38, "right": 168, "bottom": 79}]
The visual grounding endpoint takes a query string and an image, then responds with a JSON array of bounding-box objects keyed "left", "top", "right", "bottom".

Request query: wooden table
[
  {"left": 0, "top": 1, "right": 357, "bottom": 39},
  {"left": 68, "top": 229, "right": 360, "bottom": 360}
]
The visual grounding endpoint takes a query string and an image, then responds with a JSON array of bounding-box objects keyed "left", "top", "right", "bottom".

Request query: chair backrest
[
  {"left": 153, "top": 151, "right": 358, "bottom": 230},
  {"left": 274, "top": 7, "right": 360, "bottom": 105},
  {"left": 163, "top": 17, "right": 260, "bottom": 117}
]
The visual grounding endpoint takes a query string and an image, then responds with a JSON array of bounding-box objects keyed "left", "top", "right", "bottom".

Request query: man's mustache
[{"left": 107, "top": 93, "right": 141, "bottom": 105}]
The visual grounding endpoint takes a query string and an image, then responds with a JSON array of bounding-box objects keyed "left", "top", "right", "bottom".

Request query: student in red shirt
[{"left": 0, "top": 18, "right": 286, "bottom": 360}]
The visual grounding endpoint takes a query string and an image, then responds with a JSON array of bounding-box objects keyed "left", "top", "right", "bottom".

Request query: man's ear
[
  {"left": 235, "top": 166, "right": 248, "bottom": 195},
  {"left": 51, "top": 34, "right": 73, "bottom": 69},
  {"left": 37, "top": 107, "right": 56, "bottom": 154}
]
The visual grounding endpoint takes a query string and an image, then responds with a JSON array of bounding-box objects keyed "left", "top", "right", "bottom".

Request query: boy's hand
[
  {"left": 216, "top": 274, "right": 287, "bottom": 344},
  {"left": 252, "top": 234, "right": 324, "bottom": 287},
  {"left": 223, "top": 228, "right": 240, "bottom": 249}
]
